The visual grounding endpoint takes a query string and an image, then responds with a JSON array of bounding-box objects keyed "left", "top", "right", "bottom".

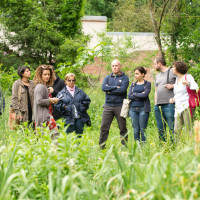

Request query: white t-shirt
[{"left": 174, "top": 74, "right": 198, "bottom": 117}]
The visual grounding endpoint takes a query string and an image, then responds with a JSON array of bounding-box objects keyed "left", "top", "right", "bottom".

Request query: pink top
[{"left": 66, "top": 85, "right": 75, "bottom": 96}]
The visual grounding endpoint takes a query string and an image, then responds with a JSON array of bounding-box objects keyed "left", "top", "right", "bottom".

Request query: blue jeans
[
  {"left": 154, "top": 104, "right": 175, "bottom": 142},
  {"left": 129, "top": 106, "right": 149, "bottom": 142},
  {"left": 66, "top": 118, "right": 84, "bottom": 136}
]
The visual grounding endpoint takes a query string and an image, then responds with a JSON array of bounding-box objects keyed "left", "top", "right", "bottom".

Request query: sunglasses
[{"left": 68, "top": 80, "right": 75, "bottom": 82}]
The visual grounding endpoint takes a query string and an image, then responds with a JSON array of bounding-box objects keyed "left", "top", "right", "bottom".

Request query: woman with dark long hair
[
  {"left": 11, "top": 66, "right": 35, "bottom": 127},
  {"left": 128, "top": 66, "right": 151, "bottom": 142}
]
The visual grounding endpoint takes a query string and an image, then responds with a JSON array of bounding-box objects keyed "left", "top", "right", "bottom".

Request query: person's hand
[
  {"left": 48, "top": 87, "right": 54, "bottom": 93},
  {"left": 165, "top": 84, "right": 174, "bottom": 90},
  {"left": 169, "top": 98, "right": 175, "bottom": 104},
  {"left": 50, "top": 98, "right": 59, "bottom": 104}
]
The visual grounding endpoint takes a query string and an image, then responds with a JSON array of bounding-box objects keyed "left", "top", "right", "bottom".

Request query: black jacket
[
  {"left": 52, "top": 75, "right": 66, "bottom": 120},
  {"left": 54, "top": 86, "right": 91, "bottom": 125}
]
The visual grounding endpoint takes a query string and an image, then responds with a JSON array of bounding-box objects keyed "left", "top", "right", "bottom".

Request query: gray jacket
[
  {"left": 34, "top": 83, "right": 50, "bottom": 127},
  {"left": 12, "top": 79, "right": 35, "bottom": 122}
]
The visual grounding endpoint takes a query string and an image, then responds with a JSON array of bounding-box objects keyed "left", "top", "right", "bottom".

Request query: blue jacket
[
  {"left": 54, "top": 86, "right": 91, "bottom": 125},
  {"left": 128, "top": 80, "right": 151, "bottom": 112},
  {"left": 102, "top": 72, "right": 129, "bottom": 106}
]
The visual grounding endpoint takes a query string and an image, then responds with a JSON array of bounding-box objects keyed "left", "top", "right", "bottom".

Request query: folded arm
[
  {"left": 102, "top": 76, "right": 118, "bottom": 92},
  {"left": 108, "top": 78, "right": 129, "bottom": 95},
  {"left": 128, "top": 82, "right": 151, "bottom": 100}
]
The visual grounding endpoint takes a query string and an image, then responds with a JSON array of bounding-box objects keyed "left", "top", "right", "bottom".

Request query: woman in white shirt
[{"left": 169, "top": 61, "right": 198, "bottom": 134}]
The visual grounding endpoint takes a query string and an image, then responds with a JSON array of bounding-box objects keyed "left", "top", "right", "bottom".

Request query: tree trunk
[
  {"left": 148, "top": 0, "right": 171, "bottom": 58},
  {"left": 169, "top": 0, "right": 182, "bottom": 61}
]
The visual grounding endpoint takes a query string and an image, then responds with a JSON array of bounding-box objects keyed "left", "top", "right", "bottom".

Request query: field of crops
[{"left": 0, "top": 85, "right": 199, "bottom": 200}]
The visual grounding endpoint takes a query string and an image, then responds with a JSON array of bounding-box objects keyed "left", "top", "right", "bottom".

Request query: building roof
[{"left": 81, "top": 16, "right": 107, "bottom": 22}]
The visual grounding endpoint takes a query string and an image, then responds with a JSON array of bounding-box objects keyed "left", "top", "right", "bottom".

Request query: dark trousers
[
  {"left": 99, "top": 105, "right": 128, "bottom": 148},
  {"left": 66, "top": 118, "right": 84, "bottom": 137}
]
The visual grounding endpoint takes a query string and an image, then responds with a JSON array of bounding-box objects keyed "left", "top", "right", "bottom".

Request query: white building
[{"left": 81, "top": 16, "right": 159, "bottom": 51}]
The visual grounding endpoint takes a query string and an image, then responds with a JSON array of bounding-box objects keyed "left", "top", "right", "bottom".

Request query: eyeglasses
[
  {"left": 41, "top": 65, "right": 48, "bottom": 69},
  {"left": 68, "top": 80, "right": 75, "bottom": 82},
  {"left": 41, "top": 65, "right": 52, "bottom": 69}
]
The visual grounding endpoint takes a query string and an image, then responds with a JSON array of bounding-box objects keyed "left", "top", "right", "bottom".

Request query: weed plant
[{"left": 0, "top": 85, "right": 199, "bottom": 199}]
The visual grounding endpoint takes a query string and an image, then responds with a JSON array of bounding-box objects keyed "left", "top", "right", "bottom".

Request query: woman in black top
[{"left": 128, "top": 66, "right": 151, "bottom": 142}]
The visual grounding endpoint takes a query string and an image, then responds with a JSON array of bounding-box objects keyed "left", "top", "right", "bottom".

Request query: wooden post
[{"left": 194, "top": 120, "right": 200, "bottom": 155}]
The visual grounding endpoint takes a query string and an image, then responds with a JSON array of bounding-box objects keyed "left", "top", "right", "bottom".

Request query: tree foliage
[
  {"left": 84, "top": 0, "right": 117, "bottom": 20},
  {"left": 110, "top": 0, "right": 153, "bottom": 32},
  {"left": 147, "top": 0, "right": 181, "bottom": 57},
  {"left": 162, "top": 0, "right": 200, "bottom": 64},
  {"left": 0, "top": 0, "right": 85, "bottom": 66}
]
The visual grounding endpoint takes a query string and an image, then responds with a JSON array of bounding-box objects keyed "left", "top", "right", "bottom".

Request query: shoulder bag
[
  {"left": 185, "top": 75, "right": 200, "bottom": 117},
  {"left": 120, "top": 99, "right": 131, "bottom": 118},
  {"left": 9, "top": 82, "right": 22, "bottom": 130}
]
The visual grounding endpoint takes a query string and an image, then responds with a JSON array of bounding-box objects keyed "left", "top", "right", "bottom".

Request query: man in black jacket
[{"left": 48, "top": 73, "right": 66, "bottom": 120}]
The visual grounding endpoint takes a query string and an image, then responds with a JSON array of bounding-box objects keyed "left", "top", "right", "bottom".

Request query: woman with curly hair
[
  {"left": 33, "top": 65, "right": 59, "bottom": 128},
  {"left": 169, "top": 61, "right": 198, "bottom": 134},
  {"left": 10, "top": 66, "right": 35, "bottom": 128}
]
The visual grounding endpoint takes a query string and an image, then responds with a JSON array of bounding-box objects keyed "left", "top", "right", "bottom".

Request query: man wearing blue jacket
[{"left": 99, "top": 59, "right": 129, "bottom": 148}]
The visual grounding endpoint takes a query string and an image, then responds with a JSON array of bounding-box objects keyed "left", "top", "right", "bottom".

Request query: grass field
[{"left": 0, "top": 84, "right": 199, "bottom": 200}]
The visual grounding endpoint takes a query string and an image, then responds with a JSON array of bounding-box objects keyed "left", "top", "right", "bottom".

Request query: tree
[
  {"left": 162, "top": 0, "right": 182, "bottom": 61},
  {"left": 110, "top": 0, "right": 152, "bottom": 32},
  {"left": 148, "top": 0, "right": 181, "bottom": 57},
  {"left": 162, "top": 0, "right": 200, "bottom": 64},
  {"left": 84, "top": 0, "right": 117, "bottom": 20},
  {"left": 0, "top": 0, "right": 85, "bottom": 65}
]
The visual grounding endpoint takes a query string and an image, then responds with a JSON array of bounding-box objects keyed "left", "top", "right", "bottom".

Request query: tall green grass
[{"left": 0, "top": 85, "right": 199, "bottom": 199}]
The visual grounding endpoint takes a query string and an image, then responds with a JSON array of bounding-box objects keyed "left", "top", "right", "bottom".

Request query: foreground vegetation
[
  {"left": 1, "top": 0, "right": 200, "bottom": 198},
  {"left": 0, "top": 85, "right": 199, "bottom": 200}
]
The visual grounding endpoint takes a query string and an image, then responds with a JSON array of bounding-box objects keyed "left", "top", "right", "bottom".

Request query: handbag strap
[
  {"left": 185, "top": 74, "right": 187, "bottom": 81},
  {"left": 17, "top": 80, "right": 22, "bottom": 117},
  {"left": 131, "top": 82, "right": 136, "bottom": 93},
  {"left": 18, "top": 81, "right": 22, "bottom": 104},
  {"left": 167, "top": 67, "right": 172, "bottom": 84},
  {"left": 184, "top": 74, "right": 190, "bottom": 90}
]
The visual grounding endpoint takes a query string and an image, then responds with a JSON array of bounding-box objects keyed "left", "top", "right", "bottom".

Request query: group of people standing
[
  {"left": 9, "top": 56, "right": 198, "bottom": 147},
  {"left": 11, "top": 65, "right": 91, "bottom": 137},
  {"left": 99, "top": 57, "right": 198, "bottom": 148}
]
